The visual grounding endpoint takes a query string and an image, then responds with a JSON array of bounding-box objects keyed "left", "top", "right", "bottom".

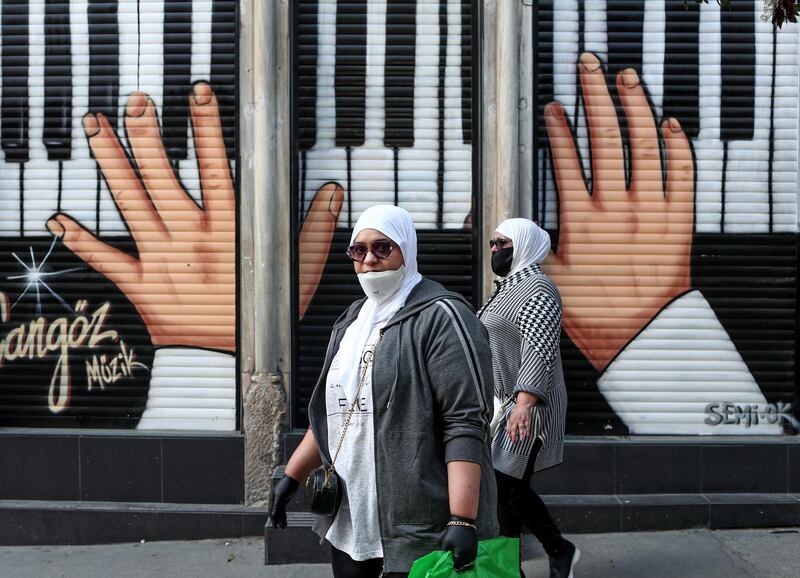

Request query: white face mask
[{"left": 357, "top": 265, "right": 406, "bottom": 304}]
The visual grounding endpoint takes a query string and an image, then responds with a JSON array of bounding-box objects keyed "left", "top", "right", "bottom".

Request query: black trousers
[
  {"left": 494, "top": 439, "right": 565, "bottom": 557},
  {"left": 331, "top": 546, "right": 408, "bottom": 578}
]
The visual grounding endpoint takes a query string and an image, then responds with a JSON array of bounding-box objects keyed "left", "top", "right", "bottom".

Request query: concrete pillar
[
  {"left": 482, "top": 0, "right": 529, "bottom": 299},
  {"left": 239, "top": 0, "right": 292, "bottom": 506}
]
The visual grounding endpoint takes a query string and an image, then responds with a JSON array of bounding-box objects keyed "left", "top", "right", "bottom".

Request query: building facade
[{"left": 0, "top": 0, "right": 797, "bottom": 544}]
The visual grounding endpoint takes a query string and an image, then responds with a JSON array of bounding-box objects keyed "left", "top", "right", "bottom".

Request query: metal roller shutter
[
  {"left": 0, "top": 1, "right": 239, "bottom": 431},
  {"left": 293, "top": 0, "right": 477, "bottom": 427},
  {"left": 533, "top": 0, "right": 798, "bottom": 435}
]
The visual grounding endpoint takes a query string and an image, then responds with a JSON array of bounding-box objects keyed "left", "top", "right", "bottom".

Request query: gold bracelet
[{"left": 447, "top": 520, "right": 477, "bottom": 530}]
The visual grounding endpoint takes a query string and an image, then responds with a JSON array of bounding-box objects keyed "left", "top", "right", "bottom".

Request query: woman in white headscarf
[
  {"left": 270, "top": 205, "right": 498, "bottom": 577},
  {"left": 478, "top": 218, "right": 579, "bottom": 578}
]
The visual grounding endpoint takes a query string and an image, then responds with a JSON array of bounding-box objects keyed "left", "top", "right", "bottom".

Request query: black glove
[
  {"left": 442, "top": 515, "right": 478, "bottom": 571},
  {"left": 269, "top": 475, "right": 299, "bottom": 529}
]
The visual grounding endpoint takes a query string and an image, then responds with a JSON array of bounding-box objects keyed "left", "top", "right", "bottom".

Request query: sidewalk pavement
[{"left": 1, "top": 528, "right": 797, "bottom": 578}]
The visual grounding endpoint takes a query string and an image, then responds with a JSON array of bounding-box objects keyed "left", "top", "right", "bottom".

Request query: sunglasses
[
  {"left": 488, "top": 237, "right": 512, "bottom": 249},
  {"left": 346, "top": 240, "right": 395, "bottom": 262}
]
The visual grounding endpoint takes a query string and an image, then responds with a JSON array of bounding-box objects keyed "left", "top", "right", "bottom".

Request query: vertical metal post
[
  {"left": 481, "top": 0, "right": 523, "bottom": 300},
  {"left": 239, "top": 0, "right": 292, "bottom": 505}
]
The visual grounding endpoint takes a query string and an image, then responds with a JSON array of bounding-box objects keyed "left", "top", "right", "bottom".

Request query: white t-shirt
[{"left": 324, "top": 323, "right": 384, "bottom": 561}]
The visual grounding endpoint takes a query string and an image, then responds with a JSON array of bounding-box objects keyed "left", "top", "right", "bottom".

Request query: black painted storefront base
[
  {"left": 0, "top": 429, "right": 252, "bottom": 545},
  {"left": 0, "top": 500, "right": 267, "bottom": 546},
  {"left": 265, "top": 434, "right": 800, "bottom": 565}
]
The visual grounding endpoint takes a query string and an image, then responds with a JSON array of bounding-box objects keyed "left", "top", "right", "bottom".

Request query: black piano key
[
  {"left": 460, "top": 0, "right": 471, "bottom": 145},
  {"left": 720, "top": 0, "right": 756, "bottom": 142},
  {"left": 768, "top": 27, "right": 777, "bottom": 233},
  {"left": 663, "top": 0, "right": 700, "bottom": 138},
  {"left": 210, "top": 0, "right": 237, "bottom": 158},
  {"left": 536, "top": 0, "right": 553, "bottom": 154},
  {"left": 575, "top": 0, "right": 584, "bottom": 122},
  {"left": 606, "top": 1, "right": 644, "bottom": 188},
  {"left": 1, "top": 0, "right": 30, "bottom": 163},
  {"left": 163, "top": 0, "right": 193, "bottom": 162},
  {"left": 384, "top": 0, "right": 416, "bottom": 149},
  {"left": 606, "top": 1, "right": 644, "bottom": 77},
  {"left": 298, "top": 0, "right": 318, "bottom": 151},
  {"left": 88, "top": 0, "right": 120, "bottom": 126},
  {"left": 43, "top": 0, "right": 73, "bottom": 161},
  {"left": 437, "top": 0, "right": 447, "bottom": 229},
  {"left": 335, "top": 0, "right": 367, "bottom": 148},
  {"left": 533, "top": 0, "right": 554, "bottom": 227}
]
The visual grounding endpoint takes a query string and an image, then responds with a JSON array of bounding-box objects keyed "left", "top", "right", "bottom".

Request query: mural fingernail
[
  {"left": 46, "top": 218, "right": 64, "bottom": 239},
  {"left": 622, "top": 68, "right": 639, "bottom": 89},
  {"left": 193, "top": 82, "right": 213, "bottom": 105},
  {"left": 546, "top": 103, "right": 564, "bottom": 120},
  {"left": 83, "top": 114, "right": 101, "bottom": 137},
  {"left": 127, "top": 93, "right": 148, "bottom": 118},
  {"left": 580, "top": 52, "right": 602, "bottom": 74},
  {"left": 668, "top": 117, "right": 682, "bottom": 134}
]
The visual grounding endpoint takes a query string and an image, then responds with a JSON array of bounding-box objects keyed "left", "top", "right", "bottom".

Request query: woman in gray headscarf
[
  {"left": 270, "top": 205, "right": 498, "bottom": 577},
  {"left": 478, "top": 218, "right": 579, "bottom": 578}
]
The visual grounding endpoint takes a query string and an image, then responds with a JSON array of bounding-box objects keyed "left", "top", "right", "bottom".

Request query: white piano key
[
  {"left": 583, "top": 0, "right": 607, "bottom": 62},
  {"left": 0, "top": 21, "right": 12, "bottom": 235},
  {"left": 22, "top": 0, "right": 61, "bottom": 238},
  {"left": 397, "top": 0, "right": 441, "bottom": 229},
  {"left": 302, "top": 0, "right": 347, "bottom": 219},
  {"left": 191, "top": 0, "right": 213, "bottom": 82},
  {"left": 139, "top": 0, "right": 165, "bottom": 110},
  {"left": 693, "top": 2, "right": 723, "bottom": 233},
  {"left": 348, "top": 0, "right": 394, "bottom": 221},
  {"left": 118, "top": 0, "right": 139, "bottom": 123},
  {"left": 771, "top": 23, "right": 799, "bottom": 233},
  {"left": 55, "top": 0, "right": 97, "bottom": 234},
  {"left": 442, "top": 0, "right": 471, "bottom": 228},
  {"left": 723, "top": 11, "right": 773, "bottom": 234},
  {"left": 573, "top": 0, "right": 607, "bottom": 194},
  {"left": 178, "top": 0, "right": 214, "bottom": 205},
  {"left": 84, "top": 0, "right": 133, "bottom": 237},
  {"left": 0, "top": 2, "right": 17, "bottom": 237},
  {"left": 542, "top": 0, "right": 579, "bottom": 233},
  {"left": 641, "top": 0, "right": 664, "bottom": 119},
  {"left": 140, "top": 0, "right": 201, "bottom": 212}
]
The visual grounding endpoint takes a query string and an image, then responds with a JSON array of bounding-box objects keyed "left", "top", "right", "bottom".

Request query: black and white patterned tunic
[{"left": 478, "top": 265, "right": 567, "bottom": 478}]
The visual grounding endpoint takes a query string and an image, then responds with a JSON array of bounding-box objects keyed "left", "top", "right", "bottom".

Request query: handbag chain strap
[{"left": 327, "top": 332, "right": 384, "bottom": 481}]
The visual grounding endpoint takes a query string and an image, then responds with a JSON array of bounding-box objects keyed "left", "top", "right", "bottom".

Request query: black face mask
[{"left": 491, "top": 247, "right": 514, "bottom": 277}]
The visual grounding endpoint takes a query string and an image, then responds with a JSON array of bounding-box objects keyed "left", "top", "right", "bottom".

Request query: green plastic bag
[{"left": 408, "top": 537, "right": 520, "bottom": 578}]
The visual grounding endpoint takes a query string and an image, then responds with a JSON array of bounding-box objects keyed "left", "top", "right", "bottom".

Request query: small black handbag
[
  {"left": 305, "top": 464, "right": 344, "bottom": 516},
  {"left": 305, "top": 339, "right": 381, "bottom": 517}
]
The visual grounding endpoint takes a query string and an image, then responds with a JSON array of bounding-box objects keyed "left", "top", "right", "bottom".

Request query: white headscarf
[
  {"left": 336, "top": 205, "right": 423, "bottom": 399},
  {"left": 495, "top": 218, "right": 551, "bottom": 277}
]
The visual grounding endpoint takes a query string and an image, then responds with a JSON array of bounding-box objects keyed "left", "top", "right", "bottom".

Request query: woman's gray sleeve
[{"left": 426, "top": 300, "right": 494, "bottom": 464}]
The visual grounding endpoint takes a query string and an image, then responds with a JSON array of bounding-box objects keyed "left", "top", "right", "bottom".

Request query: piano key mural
[
  {"left": 293, "top": 0, "right": 476, "bottom": 425},
  {"left": 297, "top": 0, "right": 473, "bottom": 230},
  {"left": 535, "top": 0, "right": 799, "bottom": 435},
  {"left": 0, "top": 1, "right": 237, "bottom": 430}
]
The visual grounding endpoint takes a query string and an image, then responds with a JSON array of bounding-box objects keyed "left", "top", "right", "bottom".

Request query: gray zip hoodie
[{"left": 308, "top": 278, "right": 499, "bottom": 572}]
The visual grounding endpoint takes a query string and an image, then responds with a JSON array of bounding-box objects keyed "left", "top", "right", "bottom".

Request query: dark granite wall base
[
  {"left": 0, "top": 431, "right": 245, "bottom": 505},
  {"left": 0, "top": 500, "right": 267, "bottom": 546}
]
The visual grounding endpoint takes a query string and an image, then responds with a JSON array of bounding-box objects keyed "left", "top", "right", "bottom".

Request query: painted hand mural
[
  {"left": 541, "top": 51, "right": 786, "bottom": 435},
  {"left": 543, "top": 53, "right": 694, "bottom": 373},
  {"left": 47, "top": 84, "right": 343, "bottom": 349},
  {"left": 299, "top": 182, "right": 344, "bottom": 320},
  {"left": 47, "top": 83, "right": 236, "bottom": 352},
  {"left": 0, "top": 72, "right": 340, "bottom": 429}
]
